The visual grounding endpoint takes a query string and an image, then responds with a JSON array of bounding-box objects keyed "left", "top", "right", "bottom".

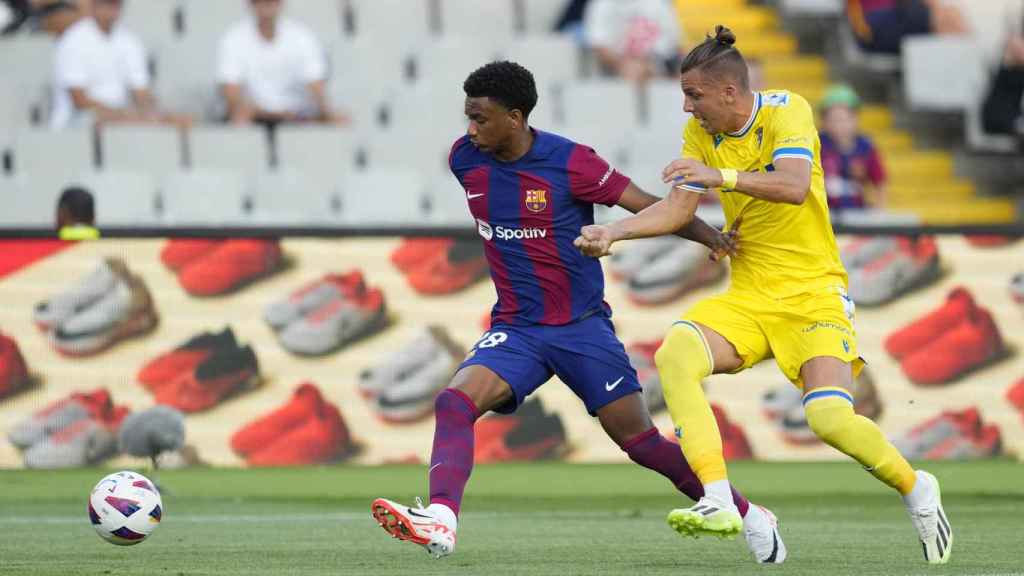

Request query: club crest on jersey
[
  {"left": 525, "top": 189, "right": 547, "bottom": 213},
  {"left": 755, "top": 127, "right": 764, "bottom": 148}
]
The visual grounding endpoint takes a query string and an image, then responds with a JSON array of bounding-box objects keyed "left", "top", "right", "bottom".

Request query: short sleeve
[
  {"left": 676, "top": 117, "right": 709, "bottom": 194},
  {"left": 216, "top": 30, "right": 244, "bottom": 84},
  {"left": 122, "top": 34, "right": 150, "bottom": 90},
  {"left": 768, "top": 93, "right": 816, "bottom": 164},
  {"left": 296, "top": 29, "right": 327, "bottom": 83},
  {"left": 54, "top": 35, "right": 89, "bottom": 89},
  {"left": 568, "top": 144, "right": 630, "bottom": 206}
]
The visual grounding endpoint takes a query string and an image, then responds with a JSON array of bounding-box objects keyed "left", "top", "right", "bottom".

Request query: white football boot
[
  {"left": 903, "top": 470, "right": 953, "bottom": 564},
  {"left": 666, "top": 495, "right": 743, "bottom": 539},
  {"left": 371, "top": 497, "right": 456, "bottom": 558},
  {"left": 742, "top": 504, "right": 787, "bottom": 564}
]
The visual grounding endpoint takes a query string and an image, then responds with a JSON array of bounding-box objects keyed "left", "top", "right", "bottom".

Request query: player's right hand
[{"left": 574, "top": 225, "right": 614, "bottom": 258}]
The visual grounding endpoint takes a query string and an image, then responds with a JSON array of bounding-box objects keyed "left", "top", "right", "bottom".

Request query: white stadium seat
[
  {"left": 345, "top": 0, "right": 431, "bottom": 41},
  {"left": 12, "top": 130, "right": 95, "bottom": 198},
  {"left": 120, "top": 0, "right": 179, "bottom": 49},
  {"left": 179, "top": 0, "right": 245, "bottom": 46},
  {"left": 275, "top": 126, "right": 358, "bottom": 190},
  {"left": 154, "top": 38, "right": 222, "bottom": 120},
  {"left": 102, "top": 125, "right": 183, "bottom": 181},
  {"left": 0, "top": 175, "right": 51, "bottom": 227},
  {"left": 902, "top": 36, "right": 985, "bottom": 112},
  {"left": 437, "top": 0, "right": 518, "bottom": 44},
  {"left": 189, "top": 126, "right": 270, "bottom": 173},
  {"left": 521, "top": 0, "right": 566, "bottom": 35},
  {"left": 161, "top": 170, "right": 248, "bottom": 225},
  {"left": 500, "top": 36, "right": 581, "bottom": 88},
  {"left": 78, "top": 170, "right": 160, "bottom": 226},
  {"left": 285, "top": 0, "right": 344, "bottom": 44},
  {"left": 251, "top": 168, "right": 339, "bottom": 225},
  {"left": 339, "top": 169, "right": 429, "bottom": 226}
]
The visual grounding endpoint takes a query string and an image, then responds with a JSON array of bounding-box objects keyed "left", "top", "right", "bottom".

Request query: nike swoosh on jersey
[{"left": 605, "top": 376, "right": 624, "bottom": 391}]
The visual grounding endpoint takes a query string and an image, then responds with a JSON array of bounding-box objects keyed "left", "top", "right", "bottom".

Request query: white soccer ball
[{"left": 88, "top": 471, "right": 163, "bottom": 546}]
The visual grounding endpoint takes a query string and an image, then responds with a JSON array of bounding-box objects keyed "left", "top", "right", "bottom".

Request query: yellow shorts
[{"left": 683, "top": 285, "right": 865, "bottom": 388}]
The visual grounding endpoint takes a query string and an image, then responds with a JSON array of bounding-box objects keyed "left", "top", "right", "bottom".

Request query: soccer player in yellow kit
[{"left": 575, "top": 26, "right": 952, "bottom": 564}]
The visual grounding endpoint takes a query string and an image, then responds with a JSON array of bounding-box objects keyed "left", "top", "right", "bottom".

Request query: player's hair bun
[{"left": 714, "top": 26, "right": 736, "bottom": 47}]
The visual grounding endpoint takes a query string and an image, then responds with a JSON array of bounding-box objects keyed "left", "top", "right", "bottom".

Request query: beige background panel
[{"left": 0, "top": 236, "right": 1021, "bottom": 468}]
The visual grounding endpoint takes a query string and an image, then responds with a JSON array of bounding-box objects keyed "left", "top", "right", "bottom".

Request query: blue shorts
[{"left": 458, "top": 313, "right": 641, "bottom": 415}]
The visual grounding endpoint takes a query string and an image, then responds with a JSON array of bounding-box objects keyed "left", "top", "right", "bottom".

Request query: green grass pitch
[{"left": 1, "top": 461, "right": 1022, "bottom": 575}]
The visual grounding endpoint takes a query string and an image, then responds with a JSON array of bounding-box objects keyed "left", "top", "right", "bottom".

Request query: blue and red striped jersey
[{"left": 450, "top": 129, "right": 631, "bottom": 326}]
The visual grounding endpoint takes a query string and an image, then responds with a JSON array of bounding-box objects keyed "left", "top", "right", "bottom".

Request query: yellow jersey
[{"left": 678, "top": 90, "right": 847, "bottom": 297}]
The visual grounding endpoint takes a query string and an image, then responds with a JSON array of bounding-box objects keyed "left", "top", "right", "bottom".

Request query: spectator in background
[
  {"left": 56, "top": 185, "right": 99, "bottom": 240},
  {"left": 818, "top": 84, "right": 888, "bottom": 212},
  {"left": 50, "top": 0, "right": 191, "bottom": 129},
  {"left": 982, "top": 32, "right": 1024, "bottom": 145},
  {"left": 847, "top": 0, "right": 967, "bottom": 54},
  {"left": 217, "top": 0, "right": 347, "bottom": 126},
  {"left": 583, "top": 0, "right": 683, "bottom": 84},
  {"left": 35, "top": 0, "right": 80, "bottom": 36}
]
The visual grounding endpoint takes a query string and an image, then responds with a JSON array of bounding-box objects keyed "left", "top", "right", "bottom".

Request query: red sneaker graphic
[
  {"left": 177, "top": 239, "right": 282, "bottom": 296},
  {"left": 964, "top": 235, "right": 1016, "bottom": 248},
  {"left": 391, "top": 237, "right": 454, "bottom": 274},
  {"left": 474, "top": 399, "right": 566, "bottom": 463},
  {"left": 0, "top": 332, "right": 30, "bottom": 399},
  {"left": 247, "top": 402, "right": 350, "bottom": 466},
  {"left": 924, "top": 424, "right": 1002, "bottom": 459},
  {"left": 406, "top": 241, "right": 488, "bottom": 295},
  {"left": 160, "top": 239, "right": 224, "bottom": 271},
  {"left": 156, "top": 345, "right": 259, "bottom": 412},
  {"left": 1005, "top": 378, "right": 1024, "bottom": 413},
  {"left": 884, "top": 287, "right": 975, "bottom": 360},
  {"left": 137, "top": 328, "right": 236, "bottom": 393},
  {"left": 230, "top": 382, "right": 325, "bottom": 457},
  {"left": 901, "top": 307, "right": 1004, "bottom": 385}
]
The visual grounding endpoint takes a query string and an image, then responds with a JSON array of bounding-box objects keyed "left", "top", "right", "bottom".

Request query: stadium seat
[
  {"left": 363, "top": 130, "right": 452, "bottom": 181},
  {"left": 339, "top": 169, "right": 428, "bottom": 227},
  {"left": 0, "top": 175, "right": 51, "bottom": 227},
  {"left": 189, "top": 127, "right": 270, "bottom": 174},
  {"left": 903, "top": 36, "right": 984, "bottom": 112},
  {"left": 179, "top": 0, "right": 245, "bottom": 46},
  {"left": 275, "top": 126, "right": 358, "bottom": 189},
  {"left": 520, "top": 0, "right": 566, "bottom": 35},
  {"left": 413, "top": 36, "right": 503, "bottom": 89},
  {"left": 120, "top": 0, "right": 179, "bottom": 50},
  {"left": 161, "top": 170, "right": 248, "bottom": 225},
  {"left": 500, "top": 36, "right": 581, "bottom": 88},
  {"left": 154, "top": 38, "right": 222, "bottom": 121},
  {"left": 383, "top": 82, "right": 466, "bottom": 151},
  {"left": 101, "top": 125, "right": 183, "bottom": 181},
  {"left": 0, "top": 37, "right": 54, "bottom": 126},
  {"left": 427, "top": 171, "right": 473, "bottom": 227},
  {"left": 561, "top": 81, "right": 641, "bottom": 135},
  {"left": 346, "top": 0, "right": 432, "bottom": 41},
  {"left": 284, "top": 0, "right": 344, "bottom": 44},
  {"left": 645, "top": 80, "right": 687, "bottom": 126},
  {"left": 777, "top": 0, "right": 842, "bottom": 16},
  {"left": 838, "top": 21, "right": 899, "bottom": 73},
  {"left": 437, "top": 0, "right": 518, "bottom": 43},
  {"left": 78, "top": 171, "right": 160, "bottom": 226},
  {"left": 330, "top": 38, "right": 412, "bottom": 133},
  {"left": 11, "top": 130, "right": 95, "bottom": 198},
  {"left": 251, "top": 168, "right": 338, "bottom": 225}
]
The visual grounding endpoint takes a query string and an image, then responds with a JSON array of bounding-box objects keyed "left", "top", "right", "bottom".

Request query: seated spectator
[
  {"left": 818, "top": 85, "right": 888, "bottom": 212},
  {"left": 982, "top": 33, "right": 1024, "bottom": 145},
  {"left": 555, "top": 0, "right": 592, "bottom": 42},
  {"left": 847, "top": 0, "right": 967, "bottom": 54},
  {"left": 583, "top": 0, "right": 683, "bottom": 84},
  {"left": 49, "top": 0, "right": 191, "bottom": 130},
  {"left": 217, "top": 0, "right": 347, "bottom": 126},
  {"left": 35, "top": 0, "right": 81, "bottom": 36},
  {"left": 56, "top": 185, "right": 99, "bottom": 240}
]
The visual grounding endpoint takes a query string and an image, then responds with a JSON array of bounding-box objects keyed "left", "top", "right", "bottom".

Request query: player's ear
[{"left": 509, "top": 108, "right": 525, "bottom": 129}]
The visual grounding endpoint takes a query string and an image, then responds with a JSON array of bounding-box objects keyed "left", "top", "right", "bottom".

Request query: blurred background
[{"left": 0, "top": 0, "right": 1021, "bottom": 471}]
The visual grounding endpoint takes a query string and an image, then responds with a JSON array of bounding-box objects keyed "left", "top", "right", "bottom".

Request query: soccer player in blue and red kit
[{"left": 371, "top": 61, "right": 786, "bottom": 564}]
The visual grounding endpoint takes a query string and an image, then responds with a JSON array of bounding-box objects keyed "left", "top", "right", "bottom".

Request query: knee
[
  {"left": 654, "top": 323, "right": 711, "bottom": 381},
  {"left": 804, "top": 396, "right": 855, "bottom": 445}
]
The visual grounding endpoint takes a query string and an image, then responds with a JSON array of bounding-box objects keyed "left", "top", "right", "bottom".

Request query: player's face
[
  {"left": 464, "top": 97, "right": 519, "bottom": 155},
  {"left": 681, "top": 69, "right": 734, "bottom": 135}
]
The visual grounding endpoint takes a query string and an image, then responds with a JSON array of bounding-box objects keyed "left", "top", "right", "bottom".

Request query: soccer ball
[{"left": 88, "top": 471, "right": 163, "bottom": 546}]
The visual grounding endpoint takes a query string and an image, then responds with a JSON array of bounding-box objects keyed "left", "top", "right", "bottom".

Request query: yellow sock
[
  {"left": 803, "top": 387, "right": 917, "bottom": 495},
  {"left": 654, "top": 321, "right": 726, "bottom": 485}
]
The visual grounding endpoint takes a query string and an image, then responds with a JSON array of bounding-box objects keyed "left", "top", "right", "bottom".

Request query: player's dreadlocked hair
[
  {"left": 679, "top": 26, "right": 749, "bottom": 90},
  {"left": 463, "top": 61, "right": 538, "bottom": 119}
]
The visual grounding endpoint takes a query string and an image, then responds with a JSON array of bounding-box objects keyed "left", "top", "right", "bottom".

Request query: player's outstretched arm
[
  {"left": 616, "top": 182, "right": 738, "bottom": 261},
  {"left": 574, "top": 187, "right": 701, "bottom": 258},
  {"left": 663, "top": 157, "right": 811, "bottom": 205}
]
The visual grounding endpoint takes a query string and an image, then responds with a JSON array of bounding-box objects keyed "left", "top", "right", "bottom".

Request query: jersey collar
[{"left": 725, "top": 92, "right": 762, "bottom": 138}]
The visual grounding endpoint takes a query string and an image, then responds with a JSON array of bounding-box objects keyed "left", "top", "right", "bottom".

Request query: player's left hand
[
  {"left": 574, "top": 225, "right": 614, "bottom": 258},
  {"left": 708, "top": 216, "right": 742, "bottom": 262},
  {"left": 662, "top": 158, "right": 723, "bottom": 189}
]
